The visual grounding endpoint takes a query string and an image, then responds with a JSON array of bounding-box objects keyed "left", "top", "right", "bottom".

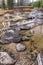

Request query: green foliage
[
  {"left": 0, "top": 4, "right": 1, "bottom": 8},
  {"left": 2, "top": 0, "right": 6, "bottom": 9},
  {"left": 28, "top": 1, "right": 43, "bottom": 8},
  {"left": 28, "top": 3, "right": 32, "bottom": 6},
  {"left": 7, "top": 0, "right": 14, "bottom": 9},
  {"left": 40, "top": 2, "right": 43, "bottom": 8}
]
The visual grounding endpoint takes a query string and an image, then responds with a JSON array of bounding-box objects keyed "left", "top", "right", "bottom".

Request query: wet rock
[
  {"left": 16, "top": 43, "right": 26, "bottom": 52},
  {"left": 0, "top": 30, "right": 21, "bottom": 44},
  {"left": 0, "top": 52, "right": 16, "bottom": 65},
  {"left": 21, "top": 36, "right": 29, "bottom": 41}
]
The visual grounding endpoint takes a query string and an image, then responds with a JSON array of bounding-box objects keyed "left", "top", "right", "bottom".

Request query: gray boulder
[
  {"left": 0, "top": 30, "right": 21, "bottom": 44},
  {"left": 16, "top": 43, "right": 26, "bottom": 52},
  {"left": 0, "top": 52, "right": 16, "bottom": 65}
]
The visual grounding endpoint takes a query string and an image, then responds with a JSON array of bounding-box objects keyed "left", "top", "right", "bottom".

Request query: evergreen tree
[
  {"left": 2, "top": 0, "right": 6, "bottom": 9},
  {"left": 7, "top": 0, "right": 14, "bottom": 9}
]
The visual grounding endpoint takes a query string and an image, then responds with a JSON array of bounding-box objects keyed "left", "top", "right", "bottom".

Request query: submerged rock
[
  {"left": 16, "top": 43, "right": 26, "bottom": 52},
  {"left": 0, "top": 30, "right": 21, "bottom": 44},
  {"left": 0, "top": 52, "right": 16, "bottom": 65}
]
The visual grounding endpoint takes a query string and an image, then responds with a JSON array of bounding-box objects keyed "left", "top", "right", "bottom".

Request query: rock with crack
[
  {"left": 0, "top": 52, "right": 16, "bottom": 65},
  {"left": 0, "top": 30, "right": 21, "bottom": 44},
  {"left": 16, "top": 43, "right": 26, "bottom": 52}
]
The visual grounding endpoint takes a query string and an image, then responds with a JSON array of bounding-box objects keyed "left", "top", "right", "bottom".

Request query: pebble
[{"left": 16, "top": 43, "right": 26, "bottom": 52}]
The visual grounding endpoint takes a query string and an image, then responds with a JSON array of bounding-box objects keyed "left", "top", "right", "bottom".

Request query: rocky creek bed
[
  {"left": 0, "top": 29, "right": 43, "bottom": 65},
  {"left": 0, "top": 9, "right": 43, "bottom": 65}
]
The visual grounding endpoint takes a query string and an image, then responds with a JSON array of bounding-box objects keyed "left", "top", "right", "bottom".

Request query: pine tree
[
  {"left": 7, "top": 0, "right": 14, "bottom": 9},
  {"left": 2, "top": 0, "right": 6, "bottom": 9}
]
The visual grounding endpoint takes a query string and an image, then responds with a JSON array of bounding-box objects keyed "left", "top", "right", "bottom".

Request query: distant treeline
[
  {"left": 0, "top": 0, "right": 14, "bottom": 9},
  {"left": 0, "top": 0, "right": 43, "bottom": 9},
  {"left": 28, "top": 1, "right": 43, "bottom": 8}
]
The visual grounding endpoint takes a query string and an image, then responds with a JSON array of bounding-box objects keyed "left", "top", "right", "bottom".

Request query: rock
[
  {"left": 8, "top": 52, "right": 15, "bottom": 59},
  {"left": 21, "top": 36, "right": 29, "bottom": 41},
  {"left": 0, "top": 30, "right": 21, "bottom": 44},
  {"left": 20, "top": 25, "right": 31, "bottom": 30},
  {"left": 1, "top": 47, "right": 8, "bottom": 52},
  {"left": 37, "top": 53, "right": 43, "bottom": 65},
  {"left": 16, "top": 43, "right": 26, "bottom": 52},
  {"left": 0, "top": 52, "right": 16, "bottom": 65},
  {"left": 15, "top": 27, "right": 21, "bottom": 31},
  {"left": 37, "top": 12, "right": 43, "bottom": 19},
  {"left": 30, "top": 53, "right": 37, "bottom": 61}
]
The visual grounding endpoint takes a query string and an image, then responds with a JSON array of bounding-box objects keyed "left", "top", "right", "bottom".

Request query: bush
[{"left": 28, "top": 1, "right": 43, "bottom": 8}]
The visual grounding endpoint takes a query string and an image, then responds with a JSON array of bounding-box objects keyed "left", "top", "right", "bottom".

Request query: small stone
[
  {"left": 22, "top": 36, "right": 29, "bottom": 41},
  {"left": 16, "top": 43, "right": 26, "bottom": 52}
]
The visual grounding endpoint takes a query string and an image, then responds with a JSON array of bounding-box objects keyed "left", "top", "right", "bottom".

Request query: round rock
[{"left": 16, "top": 43, "right": 26, "bottom": 52}]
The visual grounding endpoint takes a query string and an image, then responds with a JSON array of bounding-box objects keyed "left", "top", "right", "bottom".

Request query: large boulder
[
  {"left": 16, "top": 43, "right": 26, "bottom": 52},
  {"left": 0, "top": 30, "right": 21, "bottom": 44},
  {"left": 0, "top": 52, "right": 16, "bottom": 65}
]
